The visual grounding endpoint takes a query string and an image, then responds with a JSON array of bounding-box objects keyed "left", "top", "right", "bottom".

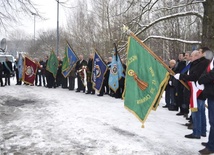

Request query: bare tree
[
  {"left": 0, "top": 0, "right": 40, "bottom": 32},
  {"left": 64, "top": 0, "right": 214, "bottom": 60},
  {"left": 201, "top": 0, "right": 214, "bottom": 49}
]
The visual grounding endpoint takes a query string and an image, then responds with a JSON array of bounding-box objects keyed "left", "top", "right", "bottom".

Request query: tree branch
[
  {"left": 143, "top": 35, "right": 201, "bottom": 44},
  {"left": 136, "top": 11, "right": 203, "bottom": 36}
]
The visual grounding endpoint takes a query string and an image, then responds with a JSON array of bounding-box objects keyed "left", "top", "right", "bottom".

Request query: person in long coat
[
  {"left": 3, "top": 57, "right": 12, "bottom": 86},
  {"left": 75, "top": 54, "right": 87, "bottom": 92}
]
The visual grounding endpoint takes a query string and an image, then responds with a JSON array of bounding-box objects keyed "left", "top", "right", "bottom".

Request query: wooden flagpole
[{"left": 123, "top": 25, "right": 189, "bottom": 90}]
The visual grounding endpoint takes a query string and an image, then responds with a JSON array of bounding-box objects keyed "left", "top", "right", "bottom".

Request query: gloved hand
[
  {"left": 174, "top": 73, "right": 180, "bottom": 80},
  {"left": 169, "top": 81, "right": 172, "bottom": 86},
  {"left": 196, "top": 81, "right": 204, "bottom": 90}
]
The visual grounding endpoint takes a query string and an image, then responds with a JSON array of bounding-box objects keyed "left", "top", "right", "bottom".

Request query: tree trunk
[{"left": 202, "top": 0, "right": 214, "bottom": 50}]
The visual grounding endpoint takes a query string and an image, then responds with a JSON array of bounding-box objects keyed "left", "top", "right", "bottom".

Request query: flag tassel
[
  {"left": 133, "top": 73, "right": 148, "bottom": 91},
  {"left": 129, "top": 70, "right": 148, "bottom": 90}
]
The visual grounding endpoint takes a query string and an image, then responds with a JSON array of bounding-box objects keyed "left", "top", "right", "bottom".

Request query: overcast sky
[
  {"left": 21, "top": 0, "right": 72, "bottom": 37},
  {"left": 0, "top": 0, "right": 79, "bottom": 39}
]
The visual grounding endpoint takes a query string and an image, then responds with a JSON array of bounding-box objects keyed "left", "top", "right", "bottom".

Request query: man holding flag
[
  {"left": 75, "top": 54, "right": 87, "bottom": 93},
  {"left": 46, "top": 51, "right": 59, "bottom": 88},
  {"left": 92, "top": 51, "right": 107, "bottom": 94},
  {"left": 22, "top": 56, "right": 38, "bottom": 85},
  {"left": 198, "top": 55, "right": 214, "bottom": 154},
  {"left": 86, "top": 53, "right": 95, "bottom": 94},
  {"left": 17, "top": 53, "right": 23, "bottom": 85},
  {"left": 3, "top": 57, "right": 13, "bottom": 86},
  {"left": 108, "top": 43, "right": 124, "bottom": 97},
  {"left": 61, "top": 43, "right": 79, "bottom": 78}
]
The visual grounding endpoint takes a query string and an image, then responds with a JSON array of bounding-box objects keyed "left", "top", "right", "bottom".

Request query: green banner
[
  {"left": 62, "top": 47, "right": 69, "bottom": 73},
  {"left": 46, "top": 51, "right": 59, "bottom": 78},
  {"left": 123, "top": 36, "right": 169, "bottom": 127}
]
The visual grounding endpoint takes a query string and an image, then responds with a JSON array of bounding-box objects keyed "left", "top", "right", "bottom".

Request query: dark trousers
[
  {"left": 0, "top": 74, "right": 3, "bottom": 86},
  {"left": 69, "top": 76, "right": 75, "bottom": 90},
  {"left": 175, "top": 82, "right": 184, "bottom": 111},
  {"left": 165, "top": 86, "right": 175, "bottom": 107},
  {"left": 4, "top": 73, "right": 10, "bottom": 85},
  {"left": 181, "top": 87, "right": 190, "bottom": 114},
  {"left": 15, "top": 70, "right": 21, "bottom": 85},
  {"left": 77, "top": 75, "right": 85, "bottom": 92},
  {"left": 207, "top": 98, "right": 214, "bottom": 151},
  {"left": 116, "top": 77, "right": 125, "bottom": 98},
  {"left": 35, "top": 73, "right": 46, "bottom": 86},
  {"left": 62, "top": 77, "right": 68, "bottom": 88},
  {"left": 103, "top": 78, "right": 109, "bottom": 94},
  {"left": 87, "top": 81, "right": 95, "bottom": 93},
  {"left": 46, "top": 71, "right": 55, "bottom": 88},
  {"left": 99, "top": 84, "right": 105, "bottom": 95}
]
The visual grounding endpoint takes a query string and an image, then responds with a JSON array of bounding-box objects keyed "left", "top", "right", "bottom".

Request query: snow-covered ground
[{"left": 0, "top": 79, "right": 210, "bottom": 155}]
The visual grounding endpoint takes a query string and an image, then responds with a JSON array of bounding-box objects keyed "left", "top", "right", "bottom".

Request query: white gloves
[
  {"left": 196, "top": 81, "right": 204, "bottom": 90},
  {"left": 169, "top": 81, "right": 172, "bottom": 86},
  {"left": 174, "top": 73, "right": 180, "bottom": 80}
]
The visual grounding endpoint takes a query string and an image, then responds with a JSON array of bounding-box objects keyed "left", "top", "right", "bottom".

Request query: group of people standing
[
  {"left": 74, "top": 54, "right": 126, "bottom": 99},
  {"left": 3, "top": 53, "right": 127, "bottom": 100},
  {"left": 164, "top": 47, "right": 214, "bottom": 154},
  {"left": 0, "top": 57, "right": 13, "bottom": 87}
]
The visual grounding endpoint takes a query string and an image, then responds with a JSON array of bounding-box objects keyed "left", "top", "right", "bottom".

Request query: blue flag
[
  {"left": 62, "top": 43, "right": 79, "bottom": 77},
  {"left": 92, "top": 51, "right": 107, "bottom": 92},
  {"left": 108, "top": 49, "right": 124, "bottom": 92},
  {"left": 18, "top": 53, "right": 23, "bottom": 80}
]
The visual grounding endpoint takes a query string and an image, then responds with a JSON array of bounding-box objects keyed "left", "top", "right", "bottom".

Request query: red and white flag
[
  {"left": 207, "top": 58, "right": 214, "bottom": 72},
  {"left": 191, "top": 58, "right": 214, "bottom": 111},
  {"left": 23, "top": 56, "right": 38, "bottom": 85},
  {"left": 188, "top": 81, "right": 202, "bottom": 112}
]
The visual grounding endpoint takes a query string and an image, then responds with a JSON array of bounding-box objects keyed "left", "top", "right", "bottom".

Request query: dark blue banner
[{"left": 92, "top": 52, "right": 107, "bottom": 92}]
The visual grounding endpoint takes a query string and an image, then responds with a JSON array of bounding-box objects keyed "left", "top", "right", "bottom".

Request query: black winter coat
[
  {"left": 179, "top": 57, "right": 210, "bottom": 100},
  {"left": 198, "top": 61, "right": 214, "bottom": 99},
  {"left": 180, "top": 57, "right": 210, "bottom": 82}
]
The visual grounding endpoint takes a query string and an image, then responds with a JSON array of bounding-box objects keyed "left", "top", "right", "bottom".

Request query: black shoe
[
  {"left": 201, "top": 142, "right": 207, "bottom": 147},
  {"left": 162, "top": 105, "right": 168, "bottom": 108},
  {"left": 185, "top": 123, "right": 192, "bottom": 126},
  {"left": 199, "top": 148, "right": 214, "bottom": 154},
  {"left": 185, "top": 134, "right": 200, "bottom": 139},
  {"left": 97, "top": 94, "right": 103, "bottom": 96},
  {"left": 168, "top": 107, "right": 178, "bottom": 111},
  {"left": 176, "top": 112, "right": 184, "bottom": 116},
  {"left": 183, "top": 114, "right": 188, "bottom": 118},
  {"left": 201, "top": 134, "right": 206, "bottom": 137},
  {"left": 91, "top": 92, "right": 95, "bottom": 94},
  {"left": 186, "top": 117, "right": 191, "bottom": 120},
  {"left": 187, "top": 124, "right": 193, "bottom": 130},
  {"left": 85, "top": 92, "right": 90, "bottom": 94},
  {"left": 76, "top": 90, "right": 80, "bottom": 92}
]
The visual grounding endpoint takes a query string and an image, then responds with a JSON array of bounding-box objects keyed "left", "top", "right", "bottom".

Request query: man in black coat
[
  {"left": 0, "top": 62, "right": 4, "bottom": 87},
  {"left": 174, "top": 53, "right": 186, "bottom": 113},
  {"left": 164, "top": 59, "right": 177, "bottom": 110},
  {"left": 198, "top": 55, "right": 214, "bottom": 154},
  {"left": 115, "top": 58, "right": 126, "bottom": 99},
  {"left": 86, "top": 53, "right": 95, "bottom": 94},
  {"left": 75, "top": 54, "right": 87, "bottom": 92},
  {"left": 3, "top": 57, "right": 13, "bottom": 86},
  {"left": 39, "top": 59, "right": 46, "bottom": 86},
  {"left": 97, "top": 57, "right": 112, "bottom": 96}
]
